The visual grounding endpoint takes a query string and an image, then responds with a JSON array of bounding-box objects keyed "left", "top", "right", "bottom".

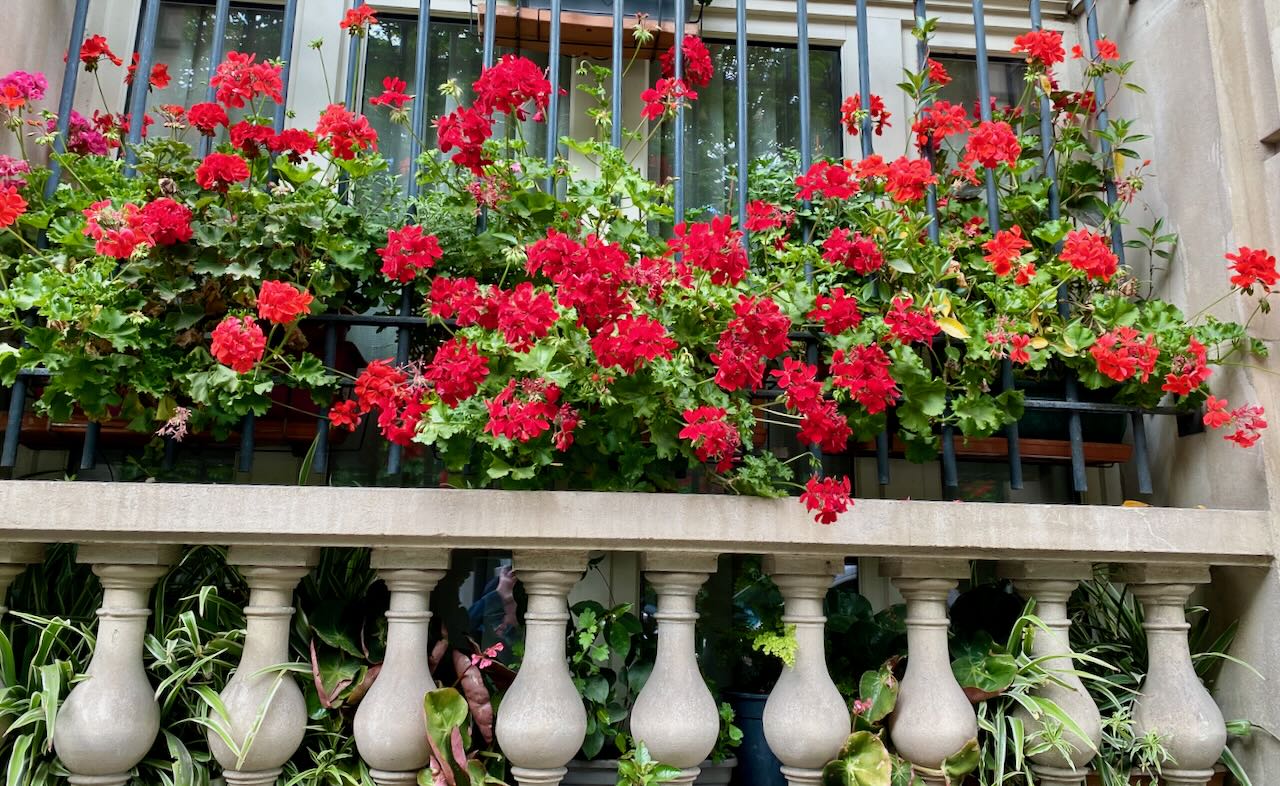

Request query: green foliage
[
  {"left": 615, "top": 741, "right": 681, "bottom": 786},
  {"left": 567, "top": 601, "right": 651, "bottom": 760}
]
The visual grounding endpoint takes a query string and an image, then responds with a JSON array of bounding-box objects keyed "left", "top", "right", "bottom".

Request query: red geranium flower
[
  {"left": 328, "top": 399, "right": 362, "bottom": 431},
  {"left": 831, "top": 344, "right": 899, "bottom": 414},
  {"left": 1060, "top": 228, "right": 1119, "bottom": 282},
  {"left": 339, "top": 5, "right": 379, "bottom": 34},
  {"left": 133, "top": 197, "right": 193, "bottom": 246},
  {"left": 79, "top": 35, "right": 123, "bottom": 70},
  {"left": 437, "top": 105, "right": 494, "bottom": 175},
  {"left": 964, "top": 120, "right": 1021, "bottom": 170},
  {"left": 256, "top": 280, "right": 314, "bottom": 325},
  {"left": 211, "top": 52, "right": 284, "bottom": 109},
  {"left": 982, "top": 226, "right": 1031, "bottom": 276},
  {"left": 83, "top": 200, "right": 151, "bottom": 258},
  {"left": 188, "top": 103, "right": 229, "bottom": 136},
  {"left": 678, "top": 406, "right": 740, "bottom": 473},
  {"left": 841, "top": 94, "right": 892, "bottom": 136},
  {"left": 744, "top": 201, "right": 791, "bottom": 232},
  {"left": 1097, "top": 39, "right": 1120, "bottom": 61},
  {"left": 712, "top": 295, "right": 792, "bottom": 391},
  {"left": 230, "top": 121, "right": 275, "bottom": 158},
  {"left": 1162, "top": 337, "right": 1211, "bottom": 396},
  {"left": 926, "top": 58, "right": 951, "bottom": 86},
  {"left": 379, "top": 225, "right": 443, "bottom": 283},
  {"left": 1012, "top": 29, "right": 1065, "bottom": 68},
  {"left": 355, "top": 359, "right": 407, "bottom": 413},
  {"left": 369, "top": 76, "right": 413, "bottom": 110},
  {"left": 1090, "top": 326, "right": 1158, "bottom": 383},
  {"left": 474, "top": 55, "right": 552, "bottom": 121},
  {"left": 796, "top": 160, "right": 859, "bottom": 201},
  {"left": 268, "top": 128, "right": 318, "bottom": 161},
  {"left": 591, "top": 315, "right": 676, "bottom": 374},
  {"left": 484, "top": 379, "right": 560, "bottom": 443},
  {"left": 494, "top": 282, "right": 558, "bottom": 352},
  {"left": 855, "top": 154, "right": 889, "bottom": 180},
  {"left": 669, "top": 216, "right": 747, "bottom": 286},
  {"left": 641, "top": 78, "right": 697, "bottom": 121},
  {"left": 195, "top": 152, "right": 250, "bottom": 191},
  {"left": 126, "top": 53, "right": 171, "bottom": 89},
  {"left": 424, "top": 337, "right": 490, "bottom": 407},
  {"left": 809, "top": 287, "right": 862, "bottom": 335},
  {"left": 210, "top": 315, "right": 266, "bottom": 374},
  {"left": 800, "top": 475, "right": 852, "bottom": 524},
  {"left": 0, "top": 185, "right": 27, "bottom": 229},
  {"left": 660, "top": 36, "right": 714, "bottom": 89},
  {"left": 821, "top": 227, "right": 884, "bottom": 274},
  {"left": 1201, "top": 397, "right": 1266, "bottom": 448},
  {"left": 429, "top": 276, "right": 487, "bottom": 325},
  {"left": 316, "top": 103, "right": 378, "bottom": 160},
  {"left": 884, "top": 295, "right": 939, "bottom": 345},
  {"left": 911, "top": 100, "right": 969, "bottom": 151},
  {"left": 884, "top": 156, "right": 937, "bottom": 203},
  {"left": 1227, "top": 246, "right": 1278, "bottom": 292}
]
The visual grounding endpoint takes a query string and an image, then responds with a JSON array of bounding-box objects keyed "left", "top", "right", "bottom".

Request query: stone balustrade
[{"left": 0, "top": 481, "right": 1268, "bottom": 786}]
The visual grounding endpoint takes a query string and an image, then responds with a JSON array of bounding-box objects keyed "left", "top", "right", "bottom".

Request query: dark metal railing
[{"left": 0, "top": 0, "right": 1164, "bottom": 500}]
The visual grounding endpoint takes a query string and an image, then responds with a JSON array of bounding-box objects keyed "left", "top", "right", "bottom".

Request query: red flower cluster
[
  {"left": 795, "top": 160, "right": 859, "bottom": 201},
  {"left": 526, "top": 230, "right": 635, "bottom": 331},
  {"left": 474, "top": 55, "right": 552, "bottom": 121},
  {"left": 641, "top": 78, "right": 697, "bottom": 121},
  {"left": 339, "top": 5, "right": 378, "bottom": 34},
  {"left": 1060, "top": 229, "right": 1118, "bottom": 282},
  {"left": 925, "top": 58, "right": 951, "bottom": 86},
  {"left": 985, "top": 323, "right": 1033, "bottom": 365},
  {"left": 429, "top": 275, "right": 487, "bottom": 325},
  {"left": 591, "top": 315, "right": 676, "bottom": 374},
  {"left": 1012, "top": 29, "right": 1065, "bottom": 67},
  {"left": 884, "top": 156, "right": 937, "bottom": 204},
  {"left": 911, "top": 100, "right": 969, "bottom": 151},
  {"left": 188, "top": 103, "right": 229, "bottom": 136},
  {"left": 964, "top": 121, "right": 1021, "bottom": 170},
  {"left": 379, "top": 225, "right": 443, "bottom": 283},
  {"left": 1227, "top": 246, "right": 1278, "bottom": 292},
  {"left": 831, "top": 344, "right": 899, "bottom": 414},
  {"left": 485, "top": 379, "right": 562, "bottom": 443},
  {"left": 230, "top": 121, "right": 275, "bottom": 157},
  {"left": 79, "top": 35, "right": 122, "bottom": 70},
  {"left": 125, "top": 54, "right": 171, "bottom": 89},
  {"left": 423, "top": 337, "right": 490, "bottom": 407},
  {"left": 317, "top": 103, "right": 378, "bottom": 160},
  {"left": 1162, "top": 337, "right": 1211, "bottom": 396},
  {"left": 884, "top": 296, "right": 939, "bottom": 345},
  {"left": 344, "top": 360, "right": 430, "bottom": 446},
  {"left": 83, "top": 200, "right": 151, "bottom": 258},
  {"left": 0, "top": 185, "right": 27, "bottom": 229},
  {"left": 660, "top": 36, "right": 715, "bottom": 89},
  {"left": 809, "top": 288, "right": 862, "bottom": 335},
  {"left": 256, "top": 280, "right": 314, "bottom": 324},
  {"left": 369, "top": 76, "right": 413, "bottom": 110},
  {"left": 744, "top": 201, "right": 792, "bottom": 233},
  {"left": 195, "top": 152, "right": 250, "bottom": 191},
  {"left": 771, "top": 358, "right": 852, "bottom": 454},
  {"left": 800, "top": 475, "right": 852, "bottom": 524},
  {"left": 712, "top": 295, "right": 792, "bottom": 391},
  {"left": 678, "top": 406, "right": 740, "bottom": 473},
  {"left": 821, "top": 227, "right": 884, "bottom": 274},
  {"left": 1203, "top": 396, "right": 1267, "bottom": 448},
  {"left": 772, "top": 358, "right": 822, "bottom": 412},
  {"left": 211, "top": 315, "right": 266, "bottom": 374},
  {"left": 437, "top": 106, "right": 494, "bottom": 176},
  {"left": 841, "top": 94, "right": 892, "bottom": 136},
  {"left": 495, "top": 282, "right": 558, "bottom": 352},
  {"left": 855, "top": 155, "right": 889, "bottom": 180},
  {"left": 982, "top": 226, "right": 1030, "bottom": 276},
  {"left": 211, "top": 52, "right": 283, "bottom": 109},
  {"left": 1090, "top": 326, "right": 1158, "bottom": 383},
  {"left": 133, "top": 197, "right": 194, "bottom": 246},
  {"left": 269, "top": 128, "right": 317, "bottom": 162},
  {"left": 669, "top": 216, "right": 748, "bottom": 286}
]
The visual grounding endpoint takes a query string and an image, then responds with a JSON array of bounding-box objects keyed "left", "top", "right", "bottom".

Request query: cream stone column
[
  {"left": 1119, "top": 565, "right": 1227, "bottom": 786},
  {"left": 630, "top": 552, "right": 720, "bottom": 785},
  {"left": 762, "top": 555, "right": 851, "bottom": 786},
  {"left": 495, "top": 551, "right": 588, "bottom": 786},
  {"left": 209, "top": 546, "right": 319, "bottom": 786},
  {"left": 354, "top": 548, "right": 450, "bottom": 786},
  {"left": 53, "top": 544, "right": 180, "bottom": 786},
  {"left": 1001, "top": 562, "right": 1102, "bottom": 786},
  {"left": 882, "top": 558, "right": 976, "bottom": 786}
]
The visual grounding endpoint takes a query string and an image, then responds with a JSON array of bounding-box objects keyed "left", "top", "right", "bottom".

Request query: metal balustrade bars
[{"left": 0, "top": 0, "right": 1167, "bottom": 500}]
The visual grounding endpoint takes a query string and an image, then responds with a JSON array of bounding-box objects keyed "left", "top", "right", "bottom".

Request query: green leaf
[
  {"left": 820, "top": 731, "right": 892, "bottom": 786},
  {"left": 856, "top": 663, "right": 898, "bottom": 724},
  {"left": 951, "top": 646, "right": 1016, "bottom": 695},
  {"left": 940, "top": 738, "right": 980, "bottom": 783}
]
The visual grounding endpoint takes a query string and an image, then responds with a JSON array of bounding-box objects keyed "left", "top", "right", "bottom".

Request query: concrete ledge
[{"left": 0, "top": 481, "right": 1271, "bottom": 565}]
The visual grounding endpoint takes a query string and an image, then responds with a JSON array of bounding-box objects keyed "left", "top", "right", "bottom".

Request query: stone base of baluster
[
  {"left": 222, "top": 768, "right": 283, "bottom": 786},
  {"left": 511, "top": 766, "right": 569, "bottom": 786},
  {"left": 780, "top": 765, "right": 823, "bottom": 786},
  {"left": 1161, "top": 769, "right": 1217, "bottom": 786},
  {"left": 68, "top": 775, "right": 130, "bottom": 786},
  {"left": 908, "top": 766, "right": 946, "bottom": 786},
  {"left": 369, "top": 768, "right": 421, "bottom": 785},
  {"left": 1031, "top": 764, "right": 1088, "bottom": 786}
]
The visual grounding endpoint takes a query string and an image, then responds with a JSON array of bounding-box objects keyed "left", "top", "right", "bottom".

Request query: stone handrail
[{"left": 0, "top": 480, "right": 1268, "bottom": 786}]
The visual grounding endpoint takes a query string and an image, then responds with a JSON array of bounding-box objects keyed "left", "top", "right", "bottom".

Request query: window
[
  {"left": 649, "top": 42, "right": 843, "bottom": 217},
  {"left": 146, "top": 1, "right": 285, "bottom": 112},
  {"left": 933, "top": 54, "right": 1026, "bottom": 116},
  {"left": 361, "top": 17, "right": 571, "bottom": 192}
]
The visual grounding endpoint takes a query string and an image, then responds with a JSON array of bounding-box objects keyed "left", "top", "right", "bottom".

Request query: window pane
[
  {"left": 148, "top": 1, "right": 285, "bottom": 112},
  {"left": 361, "top": 18, "right": 571, "bottom": 194},
  {"left": 649, "top": 42, "right": 842, "bottom": 217},
  {"left": 933, "top": 55, "right": 1026, "bottom": 114}
]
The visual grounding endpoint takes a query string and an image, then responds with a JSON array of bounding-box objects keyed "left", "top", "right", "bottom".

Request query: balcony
[{"left": 2, "top": 0, "right": 1279, "bottom": 784}]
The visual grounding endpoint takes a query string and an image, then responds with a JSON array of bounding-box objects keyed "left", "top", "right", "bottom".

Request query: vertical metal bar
[
  {"left": 854, "top": 0, "right": 873, "bottom": 153},
  {"left": 1084, "top": 0, "right": 1125, "bottom": 260},
  {"left": 200, "top": 0, "right": 232, "bottom": 157},
  {"left": 941, "top": 421, "right": 958, "bottom": 493},
  {"left": 1030, "top": 0, "right": 1086, "bottom": 493},
  {"left": 344, "top": 0, "right": 366, "bottom": 110},
  {"left": 313, "top": 324, "right": 339, "bottom": 476},
  {"left": 673, "top": 0, "right": 687, "bottom": 223},
  {"left": 1130, "top": 411, "right": 1152, "bottom": 495},
  {"left": 273, "top": 0, "right": 300, "bottom": 132},
  {"left": 611, "top": 0, "right": 624, "bottom": 150},
  {"left": 78, "top": 422, "right": 99, "bottom": 471},
  {"left": 972, "top": 0, "right": 1021, "bottom": 490},
  {"left": 238, "top": 414, "right": 254, "bottom": 473},
  {"left": 914, "top": 0, "right": 939, "bottom": 244},
  {"left": 125, "top": 0, "right": 162, "bottom": 172},
  {"left": 162, "top": 435, "right": 177, "bottom": 471},
  {"left": 482, "top": 0, "right": 497, "bottom": 69},
  {"left": 544, "top": 0, "right": 563, "bottom": 192},
  {"left": 734, "top": 0, "right": 748, "bottom": 249}
]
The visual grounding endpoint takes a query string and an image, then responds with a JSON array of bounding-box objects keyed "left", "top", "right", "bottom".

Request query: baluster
[
  {"left": 495, "top": 550, "right": 588, "bottom": 786},
  {"left": 630, "top": 553, "right": 720, "bottom": 785},
  {"left": 882, "top": 558, "right": 976, "bottom": 786},
  {"left": 53, "top": 544, "right": 180, "bottom": 786},
  {"left": 0, "top": 543, "right": 42, "bottom": 619},
  {"left": 1119, "top": 565, "right": 1226, "bottom": 786},
  {"left": 762, "top": 556, "right": 851, "bottom": 786},
  {"left": 1001, "top": 562, "right": 1102, "bottom": 786},
  {"left": 208, "top": 546, "right": 319, "bottom": 786},
  {"left": 354, "top": 547, "right": 451, "bottom": 786}
]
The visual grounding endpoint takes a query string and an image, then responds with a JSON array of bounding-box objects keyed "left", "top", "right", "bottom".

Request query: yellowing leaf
[
  {"left": 1029, "top": 336, "right": 1049, "bottom": 350},
  {"left": 937, "top": 317, "right": 970, "bottom": 340},
  {"left": 1122, "top": 500, "right": 1151, "bottom": 508},
  {"left": 938, "top": 293, "right": 953, "bottom": 317}
]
